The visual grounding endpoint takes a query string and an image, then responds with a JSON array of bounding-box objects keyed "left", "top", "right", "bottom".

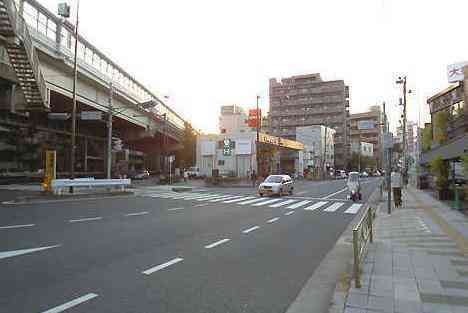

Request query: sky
[{"left": 40, "top": 0, "right": 468, "bottom": 133}]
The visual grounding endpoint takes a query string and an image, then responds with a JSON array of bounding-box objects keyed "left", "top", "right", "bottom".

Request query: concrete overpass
[{"left": 0, "top": 0, "right": 188, "bottom": 177}]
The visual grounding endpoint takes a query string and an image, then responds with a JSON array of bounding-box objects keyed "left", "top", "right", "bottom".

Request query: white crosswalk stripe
[
  {"left": 209, "top": 195, "right": 241, "bottom": 202},
  {"left": 223, "top": 196, "right": 254, "bottom": 203},
  {"left": 269, "top": 199, "right": 297, "bottom": 208},
  {"left": 344, "top": 203, "right": 362, "bottom": 214},
  {"left": 238, "top": 198, "right": 268, "bottom": 205},
  {"left": 252, "top": 198, "right": 283, "bottom": 206},
  {"left": 324, "top": 202, "right": 345, "bottom": 212},
  {"left": 287, "top": 200, "right": 312, "bottom": 209},
  {"left": 183, "top": 194, "right": 218, "bottom": 200},
  {"left": 196, "top": 194, "right": 225, "bottom": 201},
  {"left": 304, "top": 201, "right": 328, "bottom": 211}
]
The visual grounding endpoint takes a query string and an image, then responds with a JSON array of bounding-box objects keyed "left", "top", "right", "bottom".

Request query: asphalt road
[{"left": 0, "top": 177, "right": 380, "bottom": 313}]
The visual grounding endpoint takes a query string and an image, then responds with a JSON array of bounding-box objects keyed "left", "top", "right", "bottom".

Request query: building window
[{"left": 218, "top": 160, "right": 225, "bottom": 166}]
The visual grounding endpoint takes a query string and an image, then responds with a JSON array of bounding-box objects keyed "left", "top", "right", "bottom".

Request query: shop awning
[{"left": 420, "top": 135, "right": 468, "bottom": 164}]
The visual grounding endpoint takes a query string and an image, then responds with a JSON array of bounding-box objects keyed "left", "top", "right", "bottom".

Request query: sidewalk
[{"left": 340, "top": 187, "right": 468, "bottom": 313}]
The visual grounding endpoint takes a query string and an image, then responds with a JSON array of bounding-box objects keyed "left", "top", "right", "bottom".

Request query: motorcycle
[{"left": 346, "top": 172, "right": 362, "bottom": 202}]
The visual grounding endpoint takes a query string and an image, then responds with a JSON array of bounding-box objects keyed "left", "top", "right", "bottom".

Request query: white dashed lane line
[
  {"left": 285, "top": 211, "right": 295, "bottom": 216},
  {"left": 40, "top": 293, "right": 99, "bottom": 313},
  {"left": 267, "top": 217, "right": 280, "bottom": 223},
  {"left": 205, "top": 238, "right": 231, "bottom": 249},
  {"left": 142, "top": 257, "right": 184, "bottom": 275},
  {"left": 68, "top": 217, "right": 103, "bottom": 223},
  {"left": 124, "top": 211, "right": 149, "bottom": 216},
  {"left": 0, "top": 223, "right": 35, "bottom": 230},
  {"left": 242, "top": 226, "right": 260, "bottom": 234},
  {"left": 168, "top": 207, "right": 184, "bottom": 211}
]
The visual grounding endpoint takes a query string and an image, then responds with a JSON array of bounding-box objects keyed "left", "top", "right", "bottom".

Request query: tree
[
  {"left": 429, "top": 156, "right": 449, "bottom": 189},
  {"left": 175, "top": 122, "right": 197, "bottom": 170},
  {"left": 422, "top": 125, "right": 432, "bottom": 152},
  {"left": 434, "top": 111, "right": 449, "bottom": 144}
]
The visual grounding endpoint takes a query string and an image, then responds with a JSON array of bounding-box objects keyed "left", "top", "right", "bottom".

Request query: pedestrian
[
  {"left": 391, "top": 168, "right": 402, "bottom": 208},
  {"left": 251, "top": 170, "right": 257, "bottom": 188},
  {"left": 183, "top": 169, "right": 188, "bottom": 183}
]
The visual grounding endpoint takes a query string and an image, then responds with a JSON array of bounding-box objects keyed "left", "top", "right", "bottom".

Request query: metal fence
[{"left": 352, "top": 181, "right": 383, "bottom": 288}]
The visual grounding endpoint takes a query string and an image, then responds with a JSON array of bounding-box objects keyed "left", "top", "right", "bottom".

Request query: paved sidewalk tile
[{"left": 341, "top": 186, "right": 468, "bottom": 313}]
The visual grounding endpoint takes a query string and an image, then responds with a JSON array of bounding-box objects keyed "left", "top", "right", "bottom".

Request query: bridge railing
[{"left": 20, "top": 0, "right": 185, "bottom": 132}]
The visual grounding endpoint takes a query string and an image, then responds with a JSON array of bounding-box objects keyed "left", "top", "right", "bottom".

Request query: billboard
[
  {"left": 447, "top": 62, "right": 468, "bottom": 83},
  {"left": 357, "top": 120, "right": 375, "bottom": 130},
  {"left": 236, "top": 139, "right": 251, "bottom": 155}
]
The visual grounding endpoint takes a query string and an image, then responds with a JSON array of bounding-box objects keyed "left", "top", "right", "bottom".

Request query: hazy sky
[{"left": 41, "top": 0, "right": 468, "bottom": 133}]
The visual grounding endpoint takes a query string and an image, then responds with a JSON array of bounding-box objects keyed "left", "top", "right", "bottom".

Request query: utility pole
[
  {"left": 397, "top": 76, "right": 408, "bottom": 186},
  {"left": 69, "top": 0, "right": 80, "bottom": 192},
  {"left": 106, "top": 82, "right": 113, "bottom": 179},
  {"left": 256, "top": 95, "right": 260, "bottom": 176},
  {"left": 322, "top": 123, "right": 329, "bottom": 179},
  {"left": 358, "top": 130, "right": 361, "bottom": 173},
  {"left": 383, "top": 101, "right": 391, "bottom": 214}
]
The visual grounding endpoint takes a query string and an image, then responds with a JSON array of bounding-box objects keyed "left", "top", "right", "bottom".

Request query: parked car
[
  {"left": 185, "top": 167, "right": 201, "bottom": 178},
  {"left": 361, "top": 171, "right": 369, "bottom": 177},
  {"left": 258, "top": 174, "right": 294, "bottom": 197},
  {"left": 132, "top": 169, "right": 150, "bottom": 180}
]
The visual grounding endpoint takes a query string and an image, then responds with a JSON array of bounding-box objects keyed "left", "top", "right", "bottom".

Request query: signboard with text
[
  {"left": 42, "top": 150, "right": 56, "bottom": 192},
  {"left": 447, "top": 61, "right": 468, "bottom": 83},
  {"left": 357, "top": 120, "right": 375, "bottom": 130}
]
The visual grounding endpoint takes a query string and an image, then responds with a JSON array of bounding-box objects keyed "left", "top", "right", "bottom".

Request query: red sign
[{"left": 249, "top": 109, "right": 261, "bottom": 117}]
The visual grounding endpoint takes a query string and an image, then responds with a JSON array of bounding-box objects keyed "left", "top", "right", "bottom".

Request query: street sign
[
  {"left": 81, "top": 111, "right": 103, "bottom": 120},
  {"left": 383, "top": 133, "right": 393, "bottom": 150},
  {"left": 48, "top": 113, "right": 70, "bottom": 120},
  {"left": 223, "top": 138, "right": 232, "bottom": 156},
  {"left": 447, "top": 61, "right": 468, "bottom": 83},
  {"left": 357, "top": 120, "right": 375, "bottom": 130}
]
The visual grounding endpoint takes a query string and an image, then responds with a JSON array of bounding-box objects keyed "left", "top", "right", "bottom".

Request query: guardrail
[
  {"left": 352, "top": 206, "right": 376, "bottom": 288},
  {"left": 51, "top": 178, "right": 131, "bottom": 195},
  {"left": 352, "top": 180, "right": 383, "bottom": 288}
]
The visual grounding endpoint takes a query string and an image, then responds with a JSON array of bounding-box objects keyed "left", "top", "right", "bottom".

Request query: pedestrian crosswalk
[{"left": 143, "top": 191, "right": 363, "bottom": 215}]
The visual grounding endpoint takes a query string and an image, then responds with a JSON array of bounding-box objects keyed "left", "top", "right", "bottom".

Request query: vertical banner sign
[
  {"left": 43, "top": 150, "right": 56, "bottom": 192},
  {"left": 223, "top": 138, "right": 232, "bottom": 156}
]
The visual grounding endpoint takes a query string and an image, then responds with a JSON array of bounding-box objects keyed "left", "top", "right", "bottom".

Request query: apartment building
[
  {"left": 269, "top": 73, "right": 350, "bottom": 169},
  {"left": 349, "top": 105, "right": 383, "bottom": 166}
]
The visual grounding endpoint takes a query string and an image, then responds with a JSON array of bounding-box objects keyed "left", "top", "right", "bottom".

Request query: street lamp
[
  {"left": 58, "top": 1, "right": 80, "bottom": 192},
  {"left": 396, "top": 76, "right": 412, "bottom": 186}
]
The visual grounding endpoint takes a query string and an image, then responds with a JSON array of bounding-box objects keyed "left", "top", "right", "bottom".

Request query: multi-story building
[
  {"left": 219, "top": 105, "right": 250, "bottom": 134},
  {"left": 351, "top": 142, "right": 374, "bottom": 158},
  {"left": 396, "top": 120, "right": 418, "bottom": 160},
  {"left": 296, "top": 125, "right": 335, "bottom": 172},
  {"left": 349, "top": 105, "right": 383, "bottom": 166},
  {"left": 269, "top": 73, "right": 350, "bottom": 169}
]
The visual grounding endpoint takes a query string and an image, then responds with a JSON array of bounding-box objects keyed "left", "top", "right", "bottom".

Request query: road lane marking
[
  {"left": 68, "top": 217, "right": 102, "bottom": 223},
  {"left": 194, "top": 203, "right": 209, "bottom": 207},
  {"left": 196, "top": 195, "right": 224, "bottom": 201},
  {"left": 269, "top": 199, "right": 296, "bottom": 208},
  {"left": 323, "top": 188, "right": 347, "bottom": 199},
  {"left": 238, "top": 198, "right": 265, "bottom": 205},
  {"left": 205, "top": 238, "right": 230, "bottom": 249},
  {"left": 295, "top": 191, "right": 308, "bottom": 195},
  {"left": 304, "top": 201, "right": 328, "bottom": 211},
  {"left": 285, "top": 211, "right": 295, "bottom": 216},
  {"left": 209, "top": 195, "right": 242, "bottom": 202},
  {"left": 0, "top": 245, "right": 61, "bottom": 260},
  {"left": 324, "top": 202, "right": 345, "bottom": 212},
  {"left": 267, "top": 217, "right": 280, "bottom": 223},
  {"left": 287, "top": 200, "right": 312, "bottom": 209},
  {"left": 203, "top": 195, "right": 233, "bottom": 201},
  {"left": 185, "top": 194, "right": 219, "bottom": 200},
  {"left": 223, "top": 196, "right": 254, "bottom": 203},
  {"left": 344, "top": 203, "right": 362, "bottom": 214},
  {"left": 0, "top": 223, "right": 35, "bottom": 229},
  {"left": 142, "top": 257, "right": 184, "bottom": 275},
  {"left": 40, "top": 293, "right": 99, "bottom": 313},
  {"left": 242, "top": 226, "right": 260, "bottom": 234},
  {"left": 252, "top": 198, "right": 283, "bottom": 206},
  {"left": 125, "top": 211, "right": 149, "bottom": 216},
  {"left": 168, "top": 207, "right": 184, "bottom": 211}
]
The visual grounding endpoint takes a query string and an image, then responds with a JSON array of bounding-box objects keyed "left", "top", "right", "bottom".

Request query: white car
[
  {"left": 184, "top": 167, "right": 201, "bottom": 178},
  {"left": 258, "top": 175, "right": 294, "bottom": 197}
]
